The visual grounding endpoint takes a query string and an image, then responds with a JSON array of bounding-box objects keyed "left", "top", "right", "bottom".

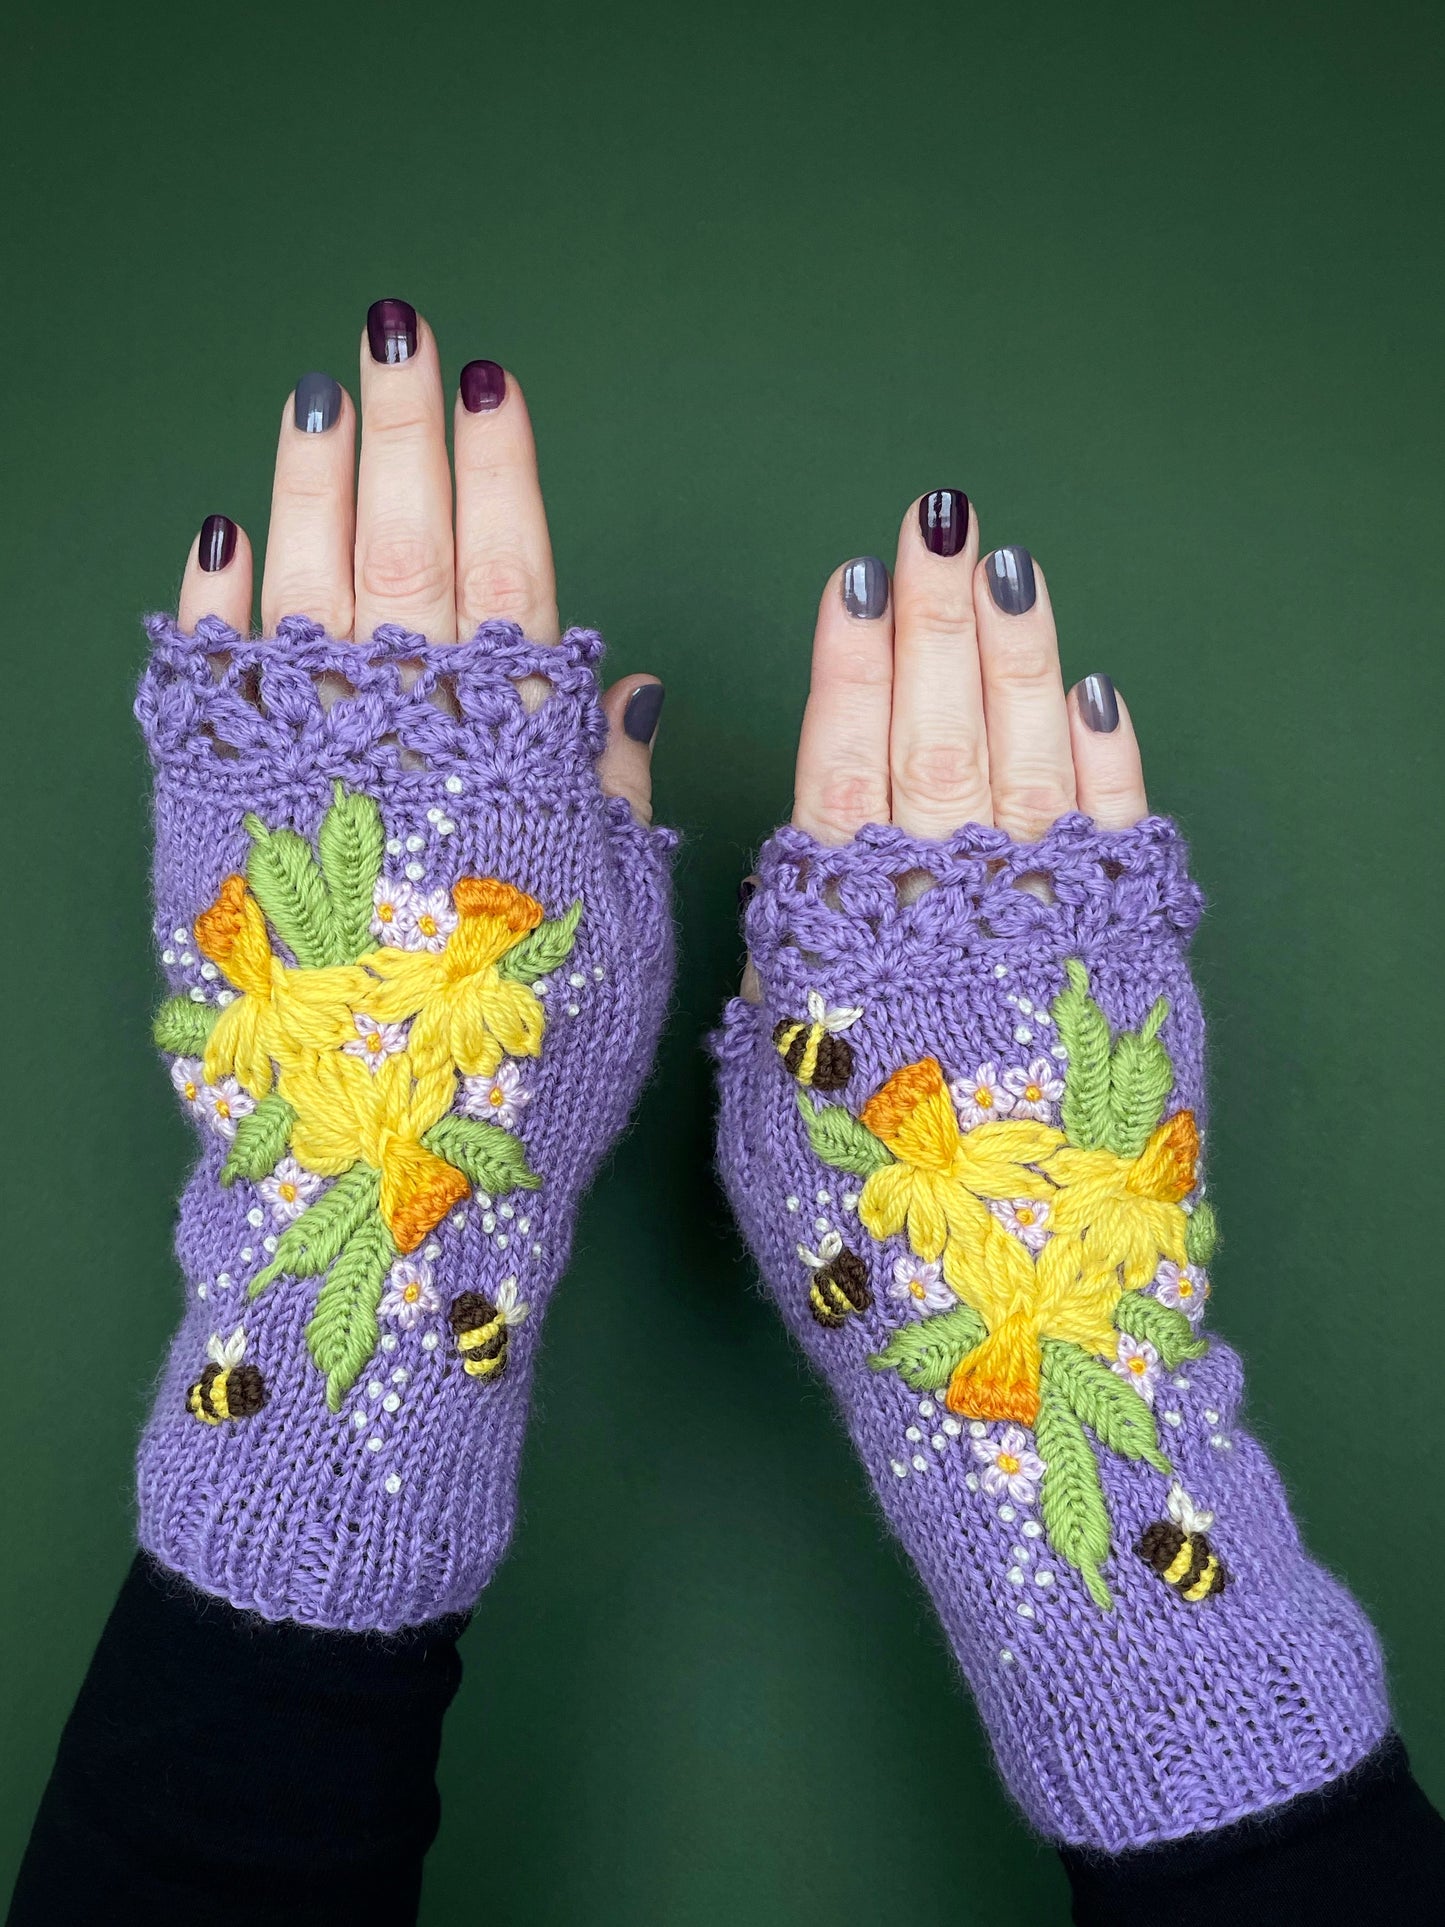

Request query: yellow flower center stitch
[
  {"left": 856, "top": 1057, "right": 1198, "bottom": 1428},
  {"left": 184, "top": 1080, "right": 198, "bottom": 1101},
  {"left": 214, "top": 1098, "right": 231, "bottom": 1120},
  {"left": 489, "top": 1086, "right": 505, "bottom": 1108},
  {"left": 1023, "top": 1082, "right": 1043, "bottom": 1102},
  {"left": 1178, "top": 1278, "right": 1195, "bottom": 1298},
  {"left": 1127, "top": 1355, "right": 1148, "bottom": 1375},
  {"left": 417, "top": 913, "right": 438, "bottom": 938},
  {"left": 278, "top": 1181, "right": 297, "bottom": 1204},
  {"left": 996, "top": 1451, "right": 1021, "bottom": 1476},
  {"left": 909, "top": 1279, "right": 927, "bottom": 1299},
  {"left": 377, "top": 901, "right": 396, "bottom": 924},
  {"left": 1016, "top": 1207, "right": 1036, "bottom": 1226},
  {"left": 975, "top": 1087, "right": 994, "bottom": 1107},
  {"left": 366, "top": 1032, "right": 383, "bottom": 1052},
  {"left": 403, "top": 1282, "right": 421, "bottom": 1303}
]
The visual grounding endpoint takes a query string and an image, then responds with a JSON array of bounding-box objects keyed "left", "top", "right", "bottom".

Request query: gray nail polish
[
  {"left": 294, "top": 372, "right": 342, "bottom": 434},
  {"left": 986, "top": 545, "right": 1037, "bottom": 616},
  {"left": 624, "top": 682, "right": 665, "bottom": 744},
  {"left": 842, "top": 555, "right": 889, "bottom": 620},
  {"left": 1078, "top": 673, "right": 1120, "bottom": 733}
]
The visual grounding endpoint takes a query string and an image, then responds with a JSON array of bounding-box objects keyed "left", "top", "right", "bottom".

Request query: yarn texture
[
  {"left": 715, "top": 815, "right": 1390, "bottom": 1852},
  {"left": 135, "top": 616, "right": 674, "bottom": 1632}
]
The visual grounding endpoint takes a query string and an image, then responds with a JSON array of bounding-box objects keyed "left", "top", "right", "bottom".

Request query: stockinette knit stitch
[
  {"left": 134, "top": 615, "right": 674, "bottom": 1632},
  {"left": 715, "top": 814, "right": 1389, "bottom": 1852}
]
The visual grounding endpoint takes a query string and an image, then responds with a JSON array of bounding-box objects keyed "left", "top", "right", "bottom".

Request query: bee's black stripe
[{"left": 1180, "top": 1534, "right": 1214, "bottom": 1595}]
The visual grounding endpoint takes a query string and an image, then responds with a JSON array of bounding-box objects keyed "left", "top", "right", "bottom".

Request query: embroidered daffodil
[
  {"left": 363, "top": 877, "right": 548, "bottom": 1080},
  {"left": 281, "top": 1047, "right": 468, "bottom": 1253},
  {"left": 193, "top": 875, "right": 375, "bottom": 1097},
  {"left": 856, "top": 1057, "right": 1199, "bottom": 1428}
]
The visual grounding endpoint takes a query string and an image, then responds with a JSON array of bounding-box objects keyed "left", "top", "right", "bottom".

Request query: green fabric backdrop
[{"left": 3, "top": 3, "right": 1441, "bottom": 1918}]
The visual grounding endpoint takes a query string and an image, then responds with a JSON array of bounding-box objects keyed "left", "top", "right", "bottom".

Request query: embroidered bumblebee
[
  {"left": 187, "top": 1327, "right": 266, "bottom": 1425},
  {"left": 773, "top": 989, "right": 864, "bottom": 1092},
  {"left": 449, "top": 1279, "right": 530, "bottom": 1381},
  {"left": 1136, "top": 1483, "right": 1228, "bottom": 1602},
  {"left": 798, "top": 1231, "right": 872, "bottom": 1329}
]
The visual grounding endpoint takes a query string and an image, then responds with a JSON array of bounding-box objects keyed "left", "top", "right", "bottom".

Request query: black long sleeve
[{"left": 7, "top": 1554, "right": 465, "bottom": 1927}]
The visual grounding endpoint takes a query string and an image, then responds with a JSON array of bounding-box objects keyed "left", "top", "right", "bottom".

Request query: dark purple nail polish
[
  {"left": 623, "top": 683, "right": 665, "bottom": 744},
  {"left": 1078, "top": 674, "right": 1120, "bottom": 732},
  {"left": 842, "top": 555, "right": 889, "bottom": 619},
  {"left": 919, "top": 490, "right": 970, "bottom": 557},
  {"left": 459, "top": 359, "right": 506, "bottom": 413},
  {"left": 198, "top": 514, "right": 237, "bottom": 573},
  {"left": 985, "top": 545, "right": 1037, "bottom": 615},
  {"left": 367, "top": 298, "right": 417, "bottom": 365}
]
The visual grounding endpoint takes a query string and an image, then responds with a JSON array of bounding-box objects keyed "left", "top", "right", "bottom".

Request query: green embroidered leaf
[
  {"left": 868, "top": 1304, "right": 987, "bottom": 1391},
  {"left": 153, "top": 995, "right": 219, "bottom": 1055},
  {"left": 220, "top": 1093, "right": 298, "bottom": 1187},
  {"left": 317, "top": 782, "right": 385, "bottom": 964},
  {"left": 1186, "top": 1199, "right": 1218, "bottom": 1267},
  {"left": 497, "top": 900, "right": 583, "bottom": 984},
  {"left": 1041, "top": 1339, "right": 1172, "bottom": 1475},
  {"left": 1035, "top": 1371, "right": 1114, "bottom": 1611},
  {"left": 1105, "top": 996, "right": 1174, "bottom": 1158},
  {"left": 1051, "top": 959, "right": 1113, "bottom": 1150},
  {"left": 248, "top": 1164, "right": 381, "bottom": 1297},
  {"left": 243, "top": 812, "right": 337, "bottom": 968},
  {"left": 306, "top": 1215, "right": 396, "bottom": 1413},
  {"left": 796, "top": 1091, "right": 894, "bottom": 1178},
  {"left": 1114, "top": 1292, "right": 1208, "bottom": 1369},
  {"left": 424, "top": 1116, "right": 542, "bottom": 1194}
]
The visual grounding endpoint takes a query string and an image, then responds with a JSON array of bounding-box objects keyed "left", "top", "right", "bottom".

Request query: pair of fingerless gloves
[{"left": 133, "top": 618, "right": 1389, "bottom": 1853}]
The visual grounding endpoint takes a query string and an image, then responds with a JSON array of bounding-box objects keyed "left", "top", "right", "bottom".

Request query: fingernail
[
  {"left": 919, "top": 489, "right": 970, "bottom": 558},
  {"left": 294, "top": 371, "right": 342, "bottom": 434},
  {"left": 459, "top": 359, "right": 506, "bottom": 413},
  {"left": 624, "top": 683, "right": 665, "bottom": 745},
  {"left": 1078, "top": 674, "right": 1120, "bottom": 733},
  {"left": 367, "top": 298, "right": 418, "bottom": 365},
  {"left": 985, "top": 545, "right": 1037, "bottom": 616},
  {"left": 198, "top": 514, "right": 237, "bottom": 573},
  {"left": 841, "top": 556, "right": 889, "bottom": 619},
  {"left": 738, "top": 875, "right": 759, "bottom": 911}
]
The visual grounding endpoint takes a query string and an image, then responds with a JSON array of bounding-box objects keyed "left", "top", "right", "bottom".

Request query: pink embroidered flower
[
  {"left": 259, "top": 1157, "right": 324, "bottom": 1223},
  {"left": 379, "top": 1257, "right": 442, "bottom": 1330},
  {"left": 971, "top": 1425, "right": 1047, "bottom": 1504},
  {"left": 170, "top": 1056, "right": 209, "bottom": 1119},
  {"left": 950, "top": 1063, "right": 1011, "bottom": 1129},
  {"left": 202, "top": 1077, "right": 254, "bottom": 1141},
  {"left": 343, "top": 1011, "right": 410, "bottom": 1072},
  {"left": 371, "top": 875, "right": 415, "bottom": 946},
  {"left": 1002, "top": 1057, "right": 1066, "bottom": 1122},
  {"left": 1153, "top": 1259, "right": 1210, "bottom": 1324},
  {"left": 990, "top": 1196, "right": 1053, "bottom": 1253},
  {"left": 459, "top": 1060, "right": 530, "bottom": 1129},
  {"left": 403, "top": 886, "right": 457, "bottom": 953},
  {"left": 1112, "top": 1333, "right": 1162, "bottom": 1405},
  {"left": 888, "top": 1254, "right": 953, "bottom": 1316}
]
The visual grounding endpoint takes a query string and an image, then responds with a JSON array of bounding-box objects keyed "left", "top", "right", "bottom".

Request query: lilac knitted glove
[
  {"left": 134, "top": 616, "right": 673, "bottom": 1632},
  {"left": 716, "top": 815, "right": 1389, "bottom": 1852}
]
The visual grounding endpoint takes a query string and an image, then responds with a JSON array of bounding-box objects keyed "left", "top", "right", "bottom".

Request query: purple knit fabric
[
  {"left": 134, "top": 616, "right": 674, "bottom": 1633},
  {"left": 715, "top": 816, "right": 1390, "bottom": 1852}
]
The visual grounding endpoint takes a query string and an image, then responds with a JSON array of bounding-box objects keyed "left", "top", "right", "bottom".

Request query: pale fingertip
[
  {"left": 1068, "top": 677, "right": 1150, "bottom": 829},
  {"left": 792, "top": 562, "right": 894, "bottom": 842},
  {"left": 597, "top": 674, "right": 662, "bottom": 823},
  {"left": 177, "top": 515, "right": 253, "bottom": 635}
]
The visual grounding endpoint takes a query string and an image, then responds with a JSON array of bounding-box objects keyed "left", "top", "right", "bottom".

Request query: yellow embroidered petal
[
  {"left": 471, "top": 977, "right": 545, "bottom": 1064},
  {"left": 202, "top": 995, "right": 267, "bottom": 1093},
  {"left": 1127, "top": 1110, "right": 1199, "bottom": 1202},
  {"left": 903, "top": 1179, "right": 949, "bottom": 1263},
  {"left": 448, "top": 878, "right": 545, "bottom": 974},
  {"left": 379, "top": 1138, "right": 470, "bottom": 1253},
  {"left": 858, "top": 1162, "right": 914, "bottom": 1243},
  {"left": 946, "top": 1312, "right": 1042, "bottom": 1426},
  {"left": 952, "top": 1118, "right": 1068, "bottom": 1197},
  {"left": 860, "top": 1058, "right": 960, "bottom": 1171},
  {"left": 194, "top": 877, "right": 273, "bottom": 999},
  {"left": 281, "top": 1053, "right": 375, "bottom": 1174},
  {"left": 362, "top": 948, "right": 445, "bottom": 1023},
  {"left": 272, "top": 963, "right": 377, "bottom": 1055}
]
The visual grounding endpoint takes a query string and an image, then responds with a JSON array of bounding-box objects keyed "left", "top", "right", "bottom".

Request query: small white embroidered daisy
[
  {"left": 403, "top": 886, "right": 457, "bottom": 953},
  {"left": 1153, "top": 1259, "right": 1210, "bottom": 1324},
  {"left": 951, "top": 1063, "right": 1011, "bottom": 1129},
  {"left": 971, "top": 1426, "right": 1047, "bottom": 1504},
  {"left": 990, "top": 1196, "right": 1053, "bottom": 1253},
  {"left": 459, "top": 1061, "right": 530, "bottom": 1129},
  {"left": 371, "top": 875, "right": 415, "bottom": 946},
  {"left": 1002, "top": 1057, "right": 1066, "bottom": 1122},
  {"left": 259, "top": 1156, "right": 323, "bottom": 1223},
  {"left": 888, "top": 1254, "right": 953, "bottom": 1316},
  {"left": 343, "top": 1011, "right": 410, "bottom": 1073},
  {"left": 170, "top": 1057, "right": 208, "bottom": 1119},
  {"left": 379, "top": 1257, "right": 442, "bottom": 1330},
  {"left": 1112, "top": 1333, "right": 1162, "bottom": 1405},
  {"left": 202, "top": 1077, "right": 254, "bottom": 1141}
]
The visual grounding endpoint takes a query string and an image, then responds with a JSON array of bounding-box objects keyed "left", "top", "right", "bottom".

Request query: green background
[{"left": 3, "top": 3, "right": 1441, "bottom": 1919}]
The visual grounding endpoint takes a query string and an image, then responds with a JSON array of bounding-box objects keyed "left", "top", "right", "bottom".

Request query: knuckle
[
  {"left": 458, "top": 555, "right": 538, "bottom": 623},
  {"left": 824, "top": 642, "right": 893, "bottom": 690},
  {"left": 993, "top": 780, "right": 1075, "bottom": 839},
  {"left": 990, "top": 634, "right": 1060, "bottom": 688},
  {"left": 812, "top": 770, "right": 891, "bottom": 838},
  {"left": 264, "top": 581, "right": 353, "bottom": 634},
  {"left": 359, "top": 527, "right": 452, "bottom": 608},
  {"left": 895, "top": 738, "right": 988, "bottom": 811}
]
